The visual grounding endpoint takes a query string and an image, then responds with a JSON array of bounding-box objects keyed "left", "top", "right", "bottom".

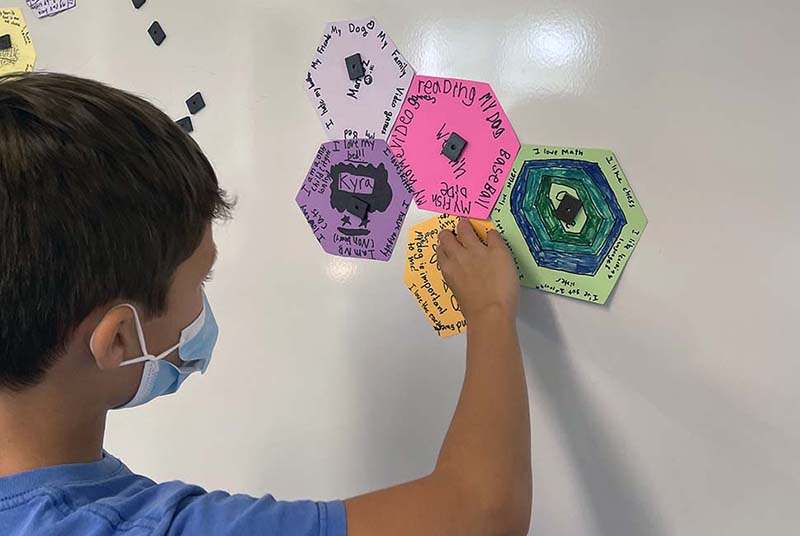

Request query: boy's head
[{"left": 0, "top": 72, "right": 232, "bottom": 408}]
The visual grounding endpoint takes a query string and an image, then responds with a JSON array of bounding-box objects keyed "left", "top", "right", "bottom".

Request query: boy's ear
[{"left": 89, "top": 306, "right": 142, "bottom": 371}]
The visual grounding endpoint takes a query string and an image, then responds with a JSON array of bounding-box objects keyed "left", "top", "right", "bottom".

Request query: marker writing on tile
[
  {"left": 477, "top": 92, "right": 506, "bottom": 139},
  {"left": 348, "top": 20, "right": 375, "bottom": 37},
  {"left": 386, "top": 111, "right": 426, "bottom": 205},
  {"left": 298, "top": 204, "right": 328, "bottom": 243},
  {"left": 377, "top": 30, "right": 389, "bottom": 50},
  {"left": 416, "top": 78, "right": 476, "bottom": 107},
  {"left": 301, "top": 145, "right": 333, "bottom": 196},
  {"left": 475, "top": 148, "right": 513, "bottom": 211},
  {"left": 621, "top": 188, "right": 637, "bottom": 208},
  {"left": 334, "top": 234, "right": 375, "bottom": 248},
  {"left": 405, "top": 216, "right": 473, "bottom": 336},
  {"left": 417, "top": 270, "right": 449, "bottom": 316},
  {"left": 391, "top": 50, "right": 409, "bottom": 78},
  {"left": 533, "top": 146, "right": 584, "bottom": 157},
  {"left": 381, "top": 111, "right": 394, "bottom": 136},
  {"left": 346, "top": 67, "right": 369, "bottom": 100},
  {"left": 605, "top": 154, "right": 625, "bottom": 184},
  {"left": 337, "top": 244, "right": 375, "bottom": 259},
  {"left": 390, "top": 87, "right": 406, "bottom": 108},
  {"left": 304, "top": 71, "right": 317, "bottom": 91},
  {"left": 603, "top": 237, "right": 626, "bottom": 276},
  {"left": 383, "top": 147, "right": 423, "bottom": 203},
  {"left": 305, "top": 72, "right": 330, "bottom": 119},
  {"left": 379, "top": 87, "right": 407, "bottom": 135},
  {"left": 605, "top": 230, "right": 642, "bottom": 279},
  {"left": 432, "top": 183, "right": 471, "bottom": 215},
  {"left": 317, "top": 32, "right": 333, "bottom": 55},
  {"left": 343, "top": 132, "right": 375, "bottom": 160},
  {"left": 405, "top": 94, "right": 436, "bottom": 109},
  {"left": 379, "top": 199, "right": 410, "bottom": 258}
]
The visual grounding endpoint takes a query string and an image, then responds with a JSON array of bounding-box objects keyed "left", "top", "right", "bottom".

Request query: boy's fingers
[
  {"left": 438, "top": 229, "right": 461, "bottom": 257},
  {"left": 456, "top": 218, "right": 481, "bottom": 248},
  {"left": 437, "top": 241, "right": 449, "bottom": 263},
  {"left": 487, "top": 229, "right": 506, "bottom": 250}
]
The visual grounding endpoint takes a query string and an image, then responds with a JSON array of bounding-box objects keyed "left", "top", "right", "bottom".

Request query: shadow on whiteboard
[
  {"left": 341, "top": 276, "right": 460, "bottom": 494},
  {"left": 517, "top": 294, "right": 666, "bottom": 536}
]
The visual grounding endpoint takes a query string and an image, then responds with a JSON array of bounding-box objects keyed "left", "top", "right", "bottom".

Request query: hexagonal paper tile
[
  {"left": 296, "top": 138, "right": 415, "bottom": 261},
  {"left": 491, "top": 145, "right": 647, "bottom": 304},
  {"left": 388, "top": 76, "right": 520, "bottom": 219},
  {"left": 0, "top": 8, "right": 36, "bottom": 75},
  {"left": 304, "top": 17, "right": 415, "bottom": 141},
  {"left": 404, "top": 214, "right": 494, "bottom": 337}
]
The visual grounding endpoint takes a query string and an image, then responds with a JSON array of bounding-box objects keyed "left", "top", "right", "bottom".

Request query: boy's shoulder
[{"left": 0, "top": 453, "right": 345, "bottom": 536}]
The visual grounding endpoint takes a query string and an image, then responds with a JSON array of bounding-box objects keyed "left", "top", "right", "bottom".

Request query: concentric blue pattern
[{"left": 510, "top": 159, "right": 627, "bottom": 275}]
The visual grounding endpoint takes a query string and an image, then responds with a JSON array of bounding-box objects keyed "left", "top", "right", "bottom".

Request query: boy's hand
[{"left": 438, "top": 219, "right": 520, "bottom": 323}]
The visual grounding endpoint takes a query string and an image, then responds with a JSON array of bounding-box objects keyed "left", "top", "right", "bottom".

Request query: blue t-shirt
[{"left": 0, "top": 452, "right": 347, "bottom": 535}]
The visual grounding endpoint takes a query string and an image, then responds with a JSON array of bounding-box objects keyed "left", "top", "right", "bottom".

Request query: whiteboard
[{"left": 24, "top": 0, "right": 800, "bottom": 533}]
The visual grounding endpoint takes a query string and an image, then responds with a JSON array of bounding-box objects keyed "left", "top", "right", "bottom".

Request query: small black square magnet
[
  {"left": 346, "top": 196, "right": 369, "bottom": 219},
  {"left": 345, "top": 53, "right": 365, "bottom": 80},
  {"left": 186, "top": 92, "right": 206, "bottom": 115},
  {"left": 176, "top": 116, "right": 193, "bottom": 134},
  {"left": 0, "top": 35, "right": 11, "bottom": 51},
  {"left": 554, "top": 193, "right": 582, "bottom": 225},
  {"left": 441, "top": 132, "right": 467, "bottom": 162},
  {"left": 148, "top": 21, "right": 166, "bottom": 46},
  {"left": 132, "top": 0, "right": 146, "bottom": 8}
]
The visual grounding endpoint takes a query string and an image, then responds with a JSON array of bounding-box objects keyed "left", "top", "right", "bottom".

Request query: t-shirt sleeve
[{"left": 166, "top": 487, "right": 346, "bottom": 536}]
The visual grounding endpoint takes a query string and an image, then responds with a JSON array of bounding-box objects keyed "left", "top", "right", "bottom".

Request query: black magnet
[
  {"left": 0, "top": 34, "right": 10, "bottom": 51},
  {"left": 346, "top": 196, "right": 369, "bottom": 219},
  {"left": 441, "top": 132, "right": 467, "bottom": 162},
  {"left": 148, "top": 21, "right": 166, "bottom": 46},
  {"left": 176, "top": 116, "right": 194, "bottom": 134},
  {"left": 132, "top": 0, "right": 146, "bottom": 8},
  {"left": 345, "top": 53, "right": 365, "bottom": 80},
  {"left": 186, "top": 92, "right": 206, "bottom": 115},
  {"left": 554, "top": 193, "right": 582, "bottom": 226}
]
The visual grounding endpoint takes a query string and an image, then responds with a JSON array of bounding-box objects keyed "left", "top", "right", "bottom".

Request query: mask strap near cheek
[
  {"left": 120, "top": 339, "right": 181, "bottom": 367},
  {"left": 119, "top": 354, "right": 155, "bottom": 367}
]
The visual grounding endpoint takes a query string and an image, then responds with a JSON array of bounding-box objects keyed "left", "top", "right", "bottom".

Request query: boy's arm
[{"left": 345, "top": 220, "right": 532, "bottom": 536}]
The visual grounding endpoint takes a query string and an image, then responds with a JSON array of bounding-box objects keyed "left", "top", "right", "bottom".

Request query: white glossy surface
[{"left": 23, "top": 0, "right": 800, "bottom": 533}]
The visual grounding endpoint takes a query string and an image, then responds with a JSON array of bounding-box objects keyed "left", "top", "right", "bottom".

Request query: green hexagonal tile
[{"left": 490, "top": 145, "right": 648, "bottom": 304}]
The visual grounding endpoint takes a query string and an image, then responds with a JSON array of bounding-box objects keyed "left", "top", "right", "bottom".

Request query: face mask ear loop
[{"left": 115, "top": 303, "right": 156, "bottom": 368}]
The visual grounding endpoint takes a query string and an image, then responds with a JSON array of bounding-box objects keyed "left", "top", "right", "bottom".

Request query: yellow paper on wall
[
  {"left": 404, "top": 214, "right": 493, "bottom": 337},
  {"left": 0, "top": 8, "right": 36, "bottom": 76}
]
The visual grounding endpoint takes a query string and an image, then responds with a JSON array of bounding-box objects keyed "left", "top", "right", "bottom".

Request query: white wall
[{"left": 24, "top": 0, "right": 800, "bottom": 533}]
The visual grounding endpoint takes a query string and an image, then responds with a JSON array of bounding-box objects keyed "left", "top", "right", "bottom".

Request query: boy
[{"left": 0, "top": 72, "right": 532, "bottom": 535}]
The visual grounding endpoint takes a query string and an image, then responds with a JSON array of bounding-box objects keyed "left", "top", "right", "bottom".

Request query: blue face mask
[{"left": 91, "top": 290, "right": 219, "bottom": 409}]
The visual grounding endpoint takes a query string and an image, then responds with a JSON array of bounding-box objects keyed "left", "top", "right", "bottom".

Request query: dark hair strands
[{"left": 0, "top": 72, "right": 234, "bottom": 390}]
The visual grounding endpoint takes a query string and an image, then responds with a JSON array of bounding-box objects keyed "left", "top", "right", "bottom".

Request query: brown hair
[{"left": 0, "top": 72, "right": 233, "bottom": 390}]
